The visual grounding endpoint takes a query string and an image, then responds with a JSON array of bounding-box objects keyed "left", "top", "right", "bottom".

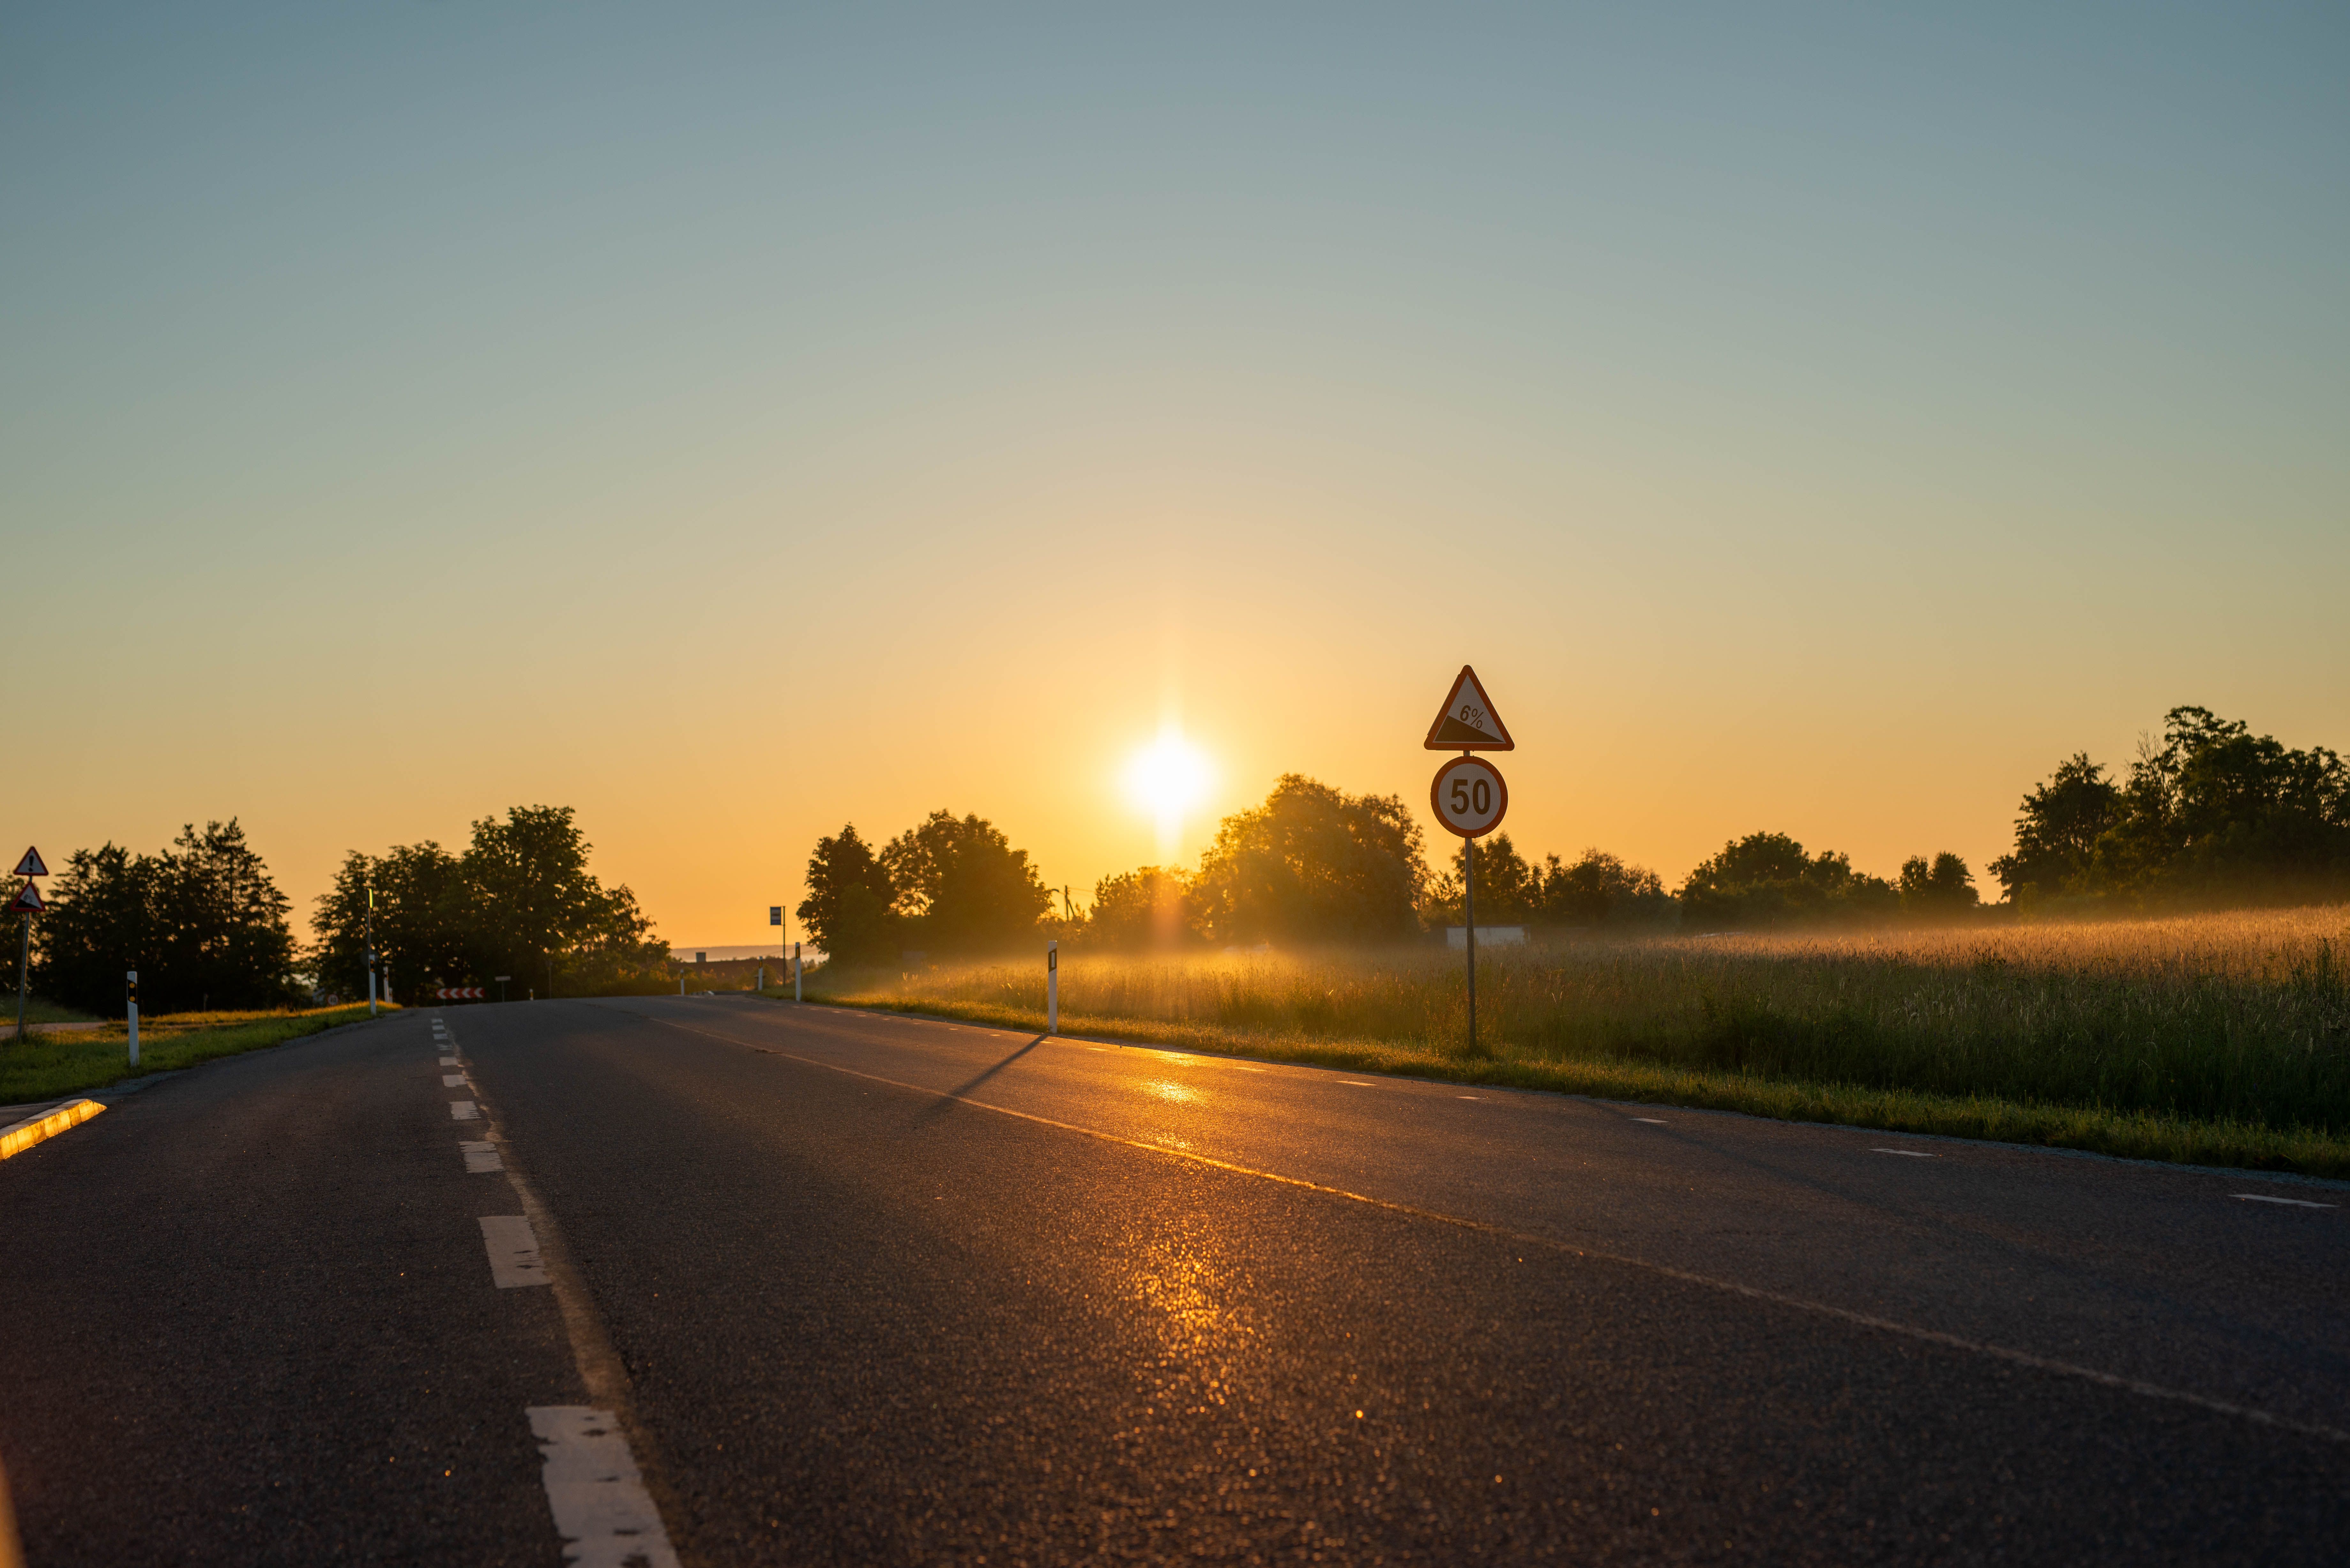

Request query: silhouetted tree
[
  {"left": 311, "top": 806, "right": 669, "bottom": 999},
  {"left": 1992, "top": 708, "right": 2350, "bottom": 906},
  {"left": 1190, "top": 775, "right": 1426, "bottom": 945},
  {"left": 1084, "top": 866, "right": 1194, "bottom": 950},
  {"left": 797, "top": 825, "right": 898, "bottom": 967},
  {"left": 35, "top": 821, "right": 299, "bottom": 1014},
  {"left": 1679, "top": 832, "right": 1898, "bottom": 928},
  {"left": 1989, "top": 753, "right": 2121, "bottom": 904},
  {"left": 1424, "top": 833, "right": 1541, "bottom": 926},
  {"left": 1898, "top": 852, "right": 1980, "bottom": 916},
  {"left": 880, "top": 810, "right": 1050, "bottom": 954},
  {"left": 1537, "top": 849, "right": 1673, "bottom": 927}
]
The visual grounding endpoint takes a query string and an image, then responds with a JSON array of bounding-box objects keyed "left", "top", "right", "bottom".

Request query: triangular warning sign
[
  {"left": 1423, "top": 665, "right": 1514, "bottom": 751},
  {"left": 11, "top": 846, "right": 45, "bottom": 878},
  {"left": 7, "top": 880, "right": 42, "bottom": 915}
]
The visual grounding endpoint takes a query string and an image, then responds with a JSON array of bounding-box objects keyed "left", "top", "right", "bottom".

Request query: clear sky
[{"left": 5, "top": 3, "right": 2345, "bottom": 947}]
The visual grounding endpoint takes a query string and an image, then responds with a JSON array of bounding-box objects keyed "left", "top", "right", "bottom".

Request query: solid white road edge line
[
  {"left": 641, "top": 1010, "right": 2350, "bottom": 1447},
  {"left": 478, "top": 1215, "right": 549, "bottom": 1288},
  {"left": 527, "top": 1406, "right": 681, "bottom": 1568}
]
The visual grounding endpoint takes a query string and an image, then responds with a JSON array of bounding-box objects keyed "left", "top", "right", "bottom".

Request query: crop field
[{"left": 806, "top": 906, "right": 2350, "bottom": 1174}]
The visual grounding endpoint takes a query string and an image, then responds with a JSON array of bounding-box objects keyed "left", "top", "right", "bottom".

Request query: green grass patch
[
  {"left": 4, "top": 995, "right": 100, "bottom": 1026},
  {"left": 0, "top": 1005, "right": 391, "bottom": 1105}
]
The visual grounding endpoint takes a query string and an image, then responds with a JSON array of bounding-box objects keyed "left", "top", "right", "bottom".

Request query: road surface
[{"left": 3, "top": 995, "right": 2344, "bottom": 1564}]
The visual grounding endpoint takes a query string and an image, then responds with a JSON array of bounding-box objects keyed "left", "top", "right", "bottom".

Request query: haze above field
[{"left": 5, "top": 4, "right": 2345, "bottom": 945}]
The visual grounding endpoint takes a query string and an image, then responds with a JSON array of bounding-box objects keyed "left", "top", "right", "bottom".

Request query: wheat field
[{"left": 815, "top": 907, "right": 2350, "bottom": 1135}]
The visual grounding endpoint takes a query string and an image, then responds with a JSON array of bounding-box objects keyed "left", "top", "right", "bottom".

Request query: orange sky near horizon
[{"left": 5, "top": 6, "right": 2345, "bottom": 949}]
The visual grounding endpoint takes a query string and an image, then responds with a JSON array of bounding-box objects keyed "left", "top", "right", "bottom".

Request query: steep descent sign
[
  {"left": 6, "top": 881, "right": 40, "bottom": 915},
  {"left": 11, "top": 847, "right": 46, "bottom": 879},
  {"left": 1423, "top": 666, "right": 1514, "bottom": 751}
]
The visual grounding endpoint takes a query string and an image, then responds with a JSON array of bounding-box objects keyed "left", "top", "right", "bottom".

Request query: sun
[{"left": 1125, "top": 730, "right": 1213, "bottom": 857}]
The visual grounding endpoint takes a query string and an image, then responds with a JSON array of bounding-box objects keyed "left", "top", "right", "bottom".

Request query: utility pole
[{"left": 366, "top": 870, "right": 377, "bottom": 1017}]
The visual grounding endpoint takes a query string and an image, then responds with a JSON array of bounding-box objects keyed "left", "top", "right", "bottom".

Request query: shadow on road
[{"left": 917, "top": 1033, "right": 1053, "bottom": 1122}]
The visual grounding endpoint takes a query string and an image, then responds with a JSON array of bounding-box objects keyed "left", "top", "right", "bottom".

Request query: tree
[
  {"left": 462, "top": 806, "right": 612, "bottom": 990},
  {"left": 35, "top": 821, "right": 299, "bottom": 1014},
  {"left": 1537, "top": 849, "right": 1672, "bottom": 927},
  {"left": 148, "top": 820, "right": 302, "bottom": 1011},
  {"left": 1190, "top": 775, "right": 1427, "bottom": 945},
  {"left": 1990, "top": 708, "right": 2350, "bottom": 906},
  {"left": 1988, "top": 753, "right": 2120, "bottom": 904},
  {"left": 1085, "top": 866, "right": 1194, "bottom": 950},
  {"left": 312, "top": 842, "right": 471, "bottom": 1001},
  {"left": 31, "top": 844, "right": 158, "bottom": 1015},
  {"left": 1898, "top": 852, "right": 1980, "bottom": 916},
  {"left": 797, "top": 825, "right": 899, "bottom": 967},
  {"left": 311, "top": 806, "right": 671, "bottom": 999},
  {"left": 880, "top": 810, "right": 1050, "bottom": 954},
  {"left": 1679, "top": 831, "right": 1898, "bottom": 928},
  {"left": 1424, "top": 833, "right": 1541, "bottom": 926}
]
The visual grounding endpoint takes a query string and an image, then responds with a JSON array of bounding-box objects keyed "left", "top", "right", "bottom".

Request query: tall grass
[
  {"left": 814, "top": 907, "right": 2350, "bottom": 1140},
  {"left": 0, "top": 1005, "right": 387, "bottom": 1105}
]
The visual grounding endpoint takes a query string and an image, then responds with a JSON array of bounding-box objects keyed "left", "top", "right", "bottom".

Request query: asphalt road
[{"left": 4, "top": 995, "right": 2345, "bottom": 1564}]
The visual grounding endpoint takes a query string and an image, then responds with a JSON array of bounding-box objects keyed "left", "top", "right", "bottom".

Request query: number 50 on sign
[{"left": 1431, "top": 755, "right": 1508, "bottom": 838}]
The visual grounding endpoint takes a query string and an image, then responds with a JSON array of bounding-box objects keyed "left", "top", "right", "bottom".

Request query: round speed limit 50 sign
[{"left": 1431, "top": 755, "right": 1508, "bottom": 838}]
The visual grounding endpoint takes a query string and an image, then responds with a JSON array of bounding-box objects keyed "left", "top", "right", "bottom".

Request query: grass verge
[
  {"left": 775, "top": 988, "right": 2350, "bottom": 1181},
  {"left": 0, "top": 1005, "right": 390, "bottom": 1105}
]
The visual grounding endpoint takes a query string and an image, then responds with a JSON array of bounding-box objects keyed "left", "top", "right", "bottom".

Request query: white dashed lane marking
[
  {"left": 2233, "top": 1193, "right": 2336, "bottom": 1209},
  {"left": 439, "top": 1056, "right": 459, "bottom": 1066},
  {"left": 450, "top": 1101, "right": 480, "bottom": 1121},
  {"left": 460, "top": 1140, "right": 504, "bottom": 1173},
  {"left": 527, "top": 1406, "right": 680, "bottom": 1568},
  {"left": 1875, "top": 1149, "right": 1935, "bottom": 1158},
  {"left": 1338, "top": 1081, "right": 1375, "bottom": 1088},
  {"left": 1631, "top": 1117, "right": 1666, "bottom": 1124},
  {"left": 442, "top": 1074, "right": 467, "bottom": 1088},
  {"left": 478, "top": 1215, "right": 548, "bottom": 1288}
]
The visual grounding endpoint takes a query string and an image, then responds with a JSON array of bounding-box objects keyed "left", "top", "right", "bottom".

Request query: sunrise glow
[{"left": 1125, "top": 731, "right": 1214, "bottom": 861}]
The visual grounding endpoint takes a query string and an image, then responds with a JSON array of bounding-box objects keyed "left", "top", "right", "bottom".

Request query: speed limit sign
[{"left": 1430, "top": 754, "right": 1508, "bottom": 838}]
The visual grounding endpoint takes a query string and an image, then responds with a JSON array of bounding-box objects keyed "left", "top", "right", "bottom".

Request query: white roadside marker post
[
  {"left": 1047, "top": 940, "right": 1059, "bottom": 1036},
  {"left": 793, "top": 941, "right": 801, "bottom": 1002},
  {"left": 126, "top": 970, "right": 139, "bottom": 1068}
]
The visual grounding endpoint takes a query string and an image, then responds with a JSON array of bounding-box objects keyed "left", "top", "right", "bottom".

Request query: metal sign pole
[
  {"left": 1464, "top": 828, "right": 1478, "bottom": 1055},
  {"left": 15, "top": 915, "right": 27, "bottom": 1042}
]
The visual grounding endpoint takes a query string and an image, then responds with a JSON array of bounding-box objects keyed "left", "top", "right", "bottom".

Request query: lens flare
[{"left": 1125, "top": 732, "right": 1213, "bottom": 860}]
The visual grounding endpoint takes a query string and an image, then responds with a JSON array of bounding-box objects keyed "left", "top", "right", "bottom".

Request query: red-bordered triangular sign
[
  {"left": 7, "top": 880, "right": 43, "bottom": 915},
  {"left": 1423, "top": 665, "right": 1514, "bottom": 750},
  {"left": 11, "top": 846, "right": 46, "bottom": 878}
]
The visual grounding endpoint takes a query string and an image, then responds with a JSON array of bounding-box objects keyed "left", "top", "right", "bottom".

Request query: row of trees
[
  {"left": 1993, "top": 705, "right": 2350, "bottom": 907},
  {"left": 311, "top": 806, "right": 670, "bottom": 999},
  {"left": 22, "top": 805, "right": 668, "bottom": 1015},
  {"left": 799, "top": 774, "right": 1992, "bottom": 962},
  {"left": 34, "top": 821, "right": 303, "bottom": 1014}
]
